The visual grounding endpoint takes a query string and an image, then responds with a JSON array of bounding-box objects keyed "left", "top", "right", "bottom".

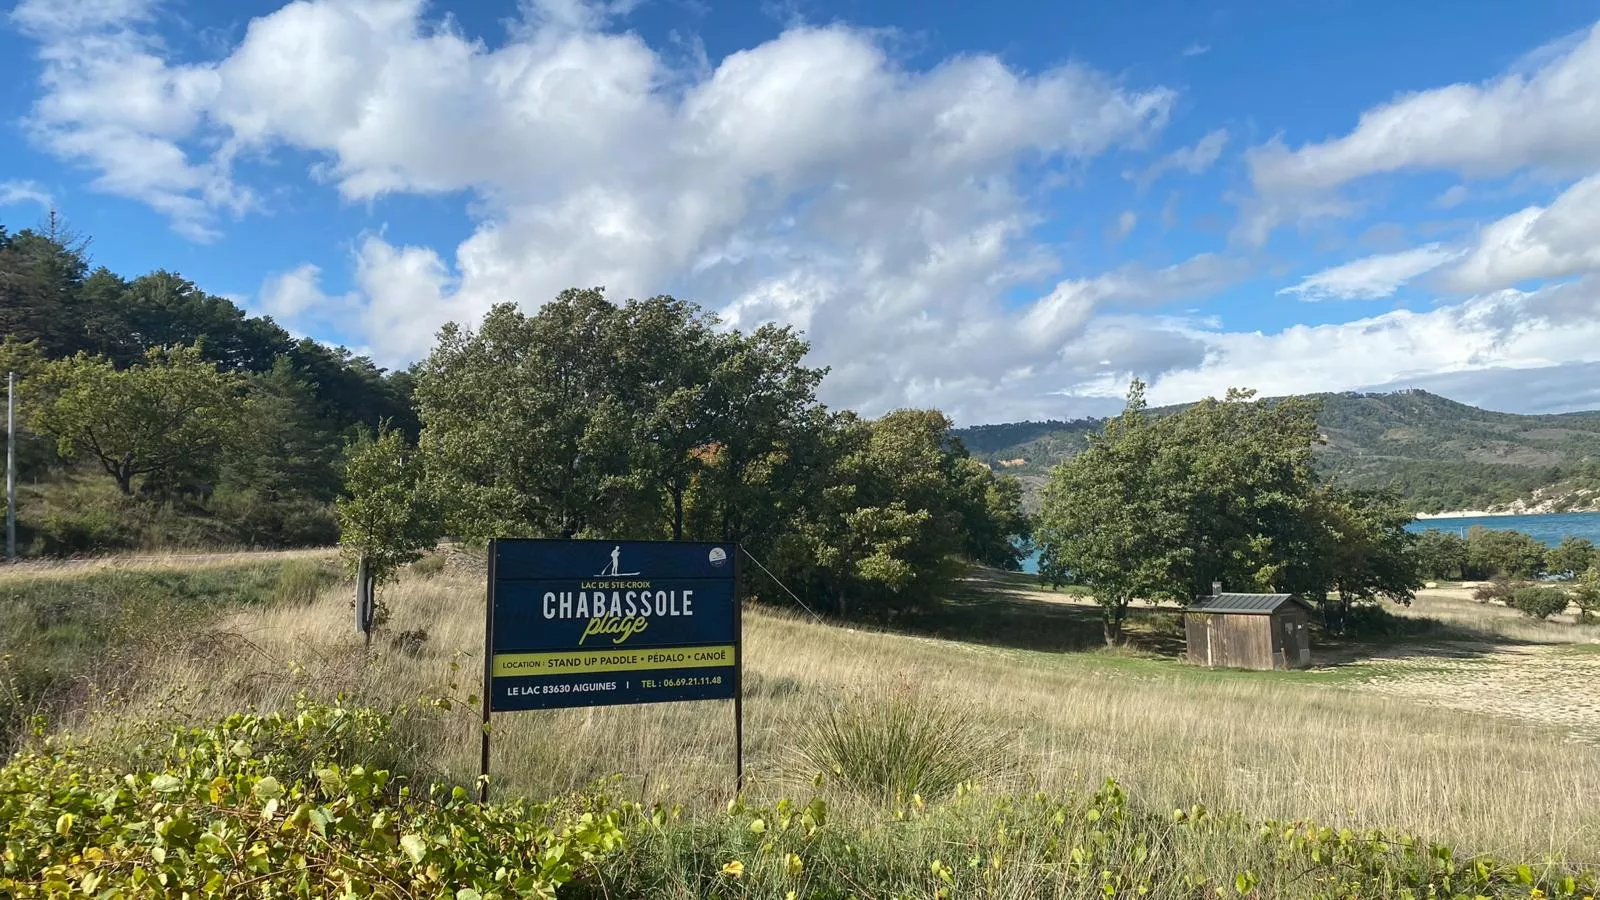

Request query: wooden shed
[{"left": 1184, "top": 584, "right": 1313, "bottom": 670}]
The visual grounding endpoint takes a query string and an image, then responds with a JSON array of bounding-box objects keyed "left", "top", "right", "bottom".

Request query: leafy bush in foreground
[
  {"left": 0, "top": 700, "right": 624, "bottom": 898},
  {"left": 4, "top": 700, "right": 1598, "bottom": 899},
  {"left": 593, "top": 782, "right": 1600, "bottom": 900}
]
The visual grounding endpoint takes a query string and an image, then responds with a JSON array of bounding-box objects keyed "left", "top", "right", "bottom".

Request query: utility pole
[{"left": 6, "top": 371, "right": 15, "bottom": 562}]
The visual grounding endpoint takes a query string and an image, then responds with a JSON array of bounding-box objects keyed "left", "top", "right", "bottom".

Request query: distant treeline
[{"left": 1, "top": 215, "right": 413, "bottom": 551}]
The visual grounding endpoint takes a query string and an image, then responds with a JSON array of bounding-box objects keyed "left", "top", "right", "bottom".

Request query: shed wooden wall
[{"left": 1185, "top": 609, "right": 1311, "bottom": 670}]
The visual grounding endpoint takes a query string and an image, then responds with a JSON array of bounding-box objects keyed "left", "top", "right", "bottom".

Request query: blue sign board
[{"left": 485, "top": 538, "right": 740, "bottom": 712}]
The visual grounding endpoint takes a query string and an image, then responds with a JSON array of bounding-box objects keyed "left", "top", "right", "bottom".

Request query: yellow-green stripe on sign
[{"left": 493, "top": 645, "right": 736, "bottom": 677}]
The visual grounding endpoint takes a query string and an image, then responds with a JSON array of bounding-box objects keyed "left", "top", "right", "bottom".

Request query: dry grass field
[{"left": 58, "top": 557, "right": 1600, "bottom": 866}]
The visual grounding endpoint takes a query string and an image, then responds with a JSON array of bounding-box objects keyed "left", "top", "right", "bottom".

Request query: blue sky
[{"left": 4, "top": 0, "right": 1600, "bottom": 424}]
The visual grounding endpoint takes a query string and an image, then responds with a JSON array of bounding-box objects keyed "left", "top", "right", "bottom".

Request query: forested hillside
[
  {"left": 956, "top": 390, "right": 1600, "bottom": 514},
  {"left": 1, "top": 215, "right": 415, "bottom": 551}
]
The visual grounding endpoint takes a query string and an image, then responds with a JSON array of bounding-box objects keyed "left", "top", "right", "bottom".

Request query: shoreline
[{"left": 1413, "top": 508, "right": 1599, "bottom": 521}]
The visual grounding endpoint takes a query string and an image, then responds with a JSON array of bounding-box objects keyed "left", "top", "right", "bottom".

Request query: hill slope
[{"left": 953, "top": 389, "right": 1600, "bottom": 514}]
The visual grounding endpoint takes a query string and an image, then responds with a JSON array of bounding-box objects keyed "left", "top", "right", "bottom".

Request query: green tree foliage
[
  {"left": 417, "top": 292, "right": 1028, "bottom": 618},
  {"left": 1546, "top": 536, "right": 1596, "bottom": 577},
  {"left": 1413, "top": 529, "right": 1470, "bottom": 580},
  {"left": 0, "top": 216, "right": 418, "bottom": 553},
  {"left": 1035, "top": 381, "right": 1189, "bottom": 644},
  {"left": 1038, "top": 382, "right": 1420, "bottom": 639},
  {"left": 22, "top": 345, "right": 246, "bottom": 495},
  {"left": 1311, "top": 488, "right": 1421, "bottom": 630},
  {"left": 336, "top": 425, "right": 440, "bottom": 632},
  {"left": 1573, "top": 566, "right": 1600, "bottom": 622},
  {"left": 1464, "top": 526, "right": 1549, "bottom": 579},
  {"left": 1508, "top": 585, "right": 1570, "bottom": 620}
]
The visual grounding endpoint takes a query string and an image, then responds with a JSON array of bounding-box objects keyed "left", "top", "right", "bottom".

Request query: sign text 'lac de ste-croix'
[{"left": 486, "top": 538, "right": 739, "bottom": 712}]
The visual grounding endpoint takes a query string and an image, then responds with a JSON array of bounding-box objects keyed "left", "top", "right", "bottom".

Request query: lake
[
  {"left": 1404, "top": 511, "right": 1600, "bottom": 547},
  {"left": 1018, "top": 511, "right": 1600, "bottom": 574}
]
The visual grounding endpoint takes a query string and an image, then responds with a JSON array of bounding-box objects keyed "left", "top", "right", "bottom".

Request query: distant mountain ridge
[{"left": 951, "top": 390, "right": 1600, "bottom": 515}]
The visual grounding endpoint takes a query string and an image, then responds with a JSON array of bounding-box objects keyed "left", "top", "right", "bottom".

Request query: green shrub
[
  {"left": 0, "top": 699, "right": 625, "bottom": 898},
  {"left": 33, "top": 504, "right": 129, "bottom": 555},
  {"left": 1509, "top": 585, "right": 1571, "bottom": 620},
  {"left": 1472, "top": 577, "right": 1519, "bottom": 604},
  {"left": 581, "top": 779, "right": 1599, "bottom": 900},
  {"left": 1573, "top": 567, "right": 1600, "bottom": 623},
  {"left": 795, "top": 692, "right": 1014, "bottom": 803}
]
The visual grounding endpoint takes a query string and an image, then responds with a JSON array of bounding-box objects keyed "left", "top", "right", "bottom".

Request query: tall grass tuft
[{"left": 796, "top": 689, "right": 1015, "bottom": 803}]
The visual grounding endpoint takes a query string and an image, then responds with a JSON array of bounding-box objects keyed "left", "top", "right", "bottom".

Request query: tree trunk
[
  {"left": 1103, "top": 604, "right": 1126, "bottom": 646},
  {"left": 115, "top": 472, "right": 133, "bottom": 495},
  {"left": 671, "top": 481, "right": 684, "bottom": 542}
]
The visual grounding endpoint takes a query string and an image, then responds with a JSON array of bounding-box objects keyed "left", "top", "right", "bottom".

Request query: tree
[
  {"left": 606, "top": 295, "right": 719, "bottom": 540},
  {"left": 1546, "top": 537, "right": 1596, "bottom": 577},
  {"left": 1465, "top": 527, "right": 1548, "bottom": 579},
  {"left": 1311, "top": 487, "right": 1421, "bottom": 630},
  {"left": 221, "top": 356, "right": 342, "bottom": 502},
  {"left": 336, "top": 425, "right": 440, "bottom": 641},
  {"left": 1036, "top": 381, "right": 1190, "bottom": 644},
  {"left": 1153, "top": 389, "right": 1327, "bottom": 599},
  {"left": 416, "top": 293, "right": 635, "bottom": 541},
  {"left": 1414, "top": 529, "right": 1469, "bottom": 581},
  {"left": 948, "top": 454, "right": 1031, "bottom": 570},
  {"left": 1573, "top": 566, "right": 1600, "bottom": 623},
  {"left": 23, "top": 345, "right": 246, "bottom": 495}
]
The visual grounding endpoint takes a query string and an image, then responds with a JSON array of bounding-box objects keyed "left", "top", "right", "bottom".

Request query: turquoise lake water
[{"left": 1018, "top": 511, "right": 1600, "bottom": 575}]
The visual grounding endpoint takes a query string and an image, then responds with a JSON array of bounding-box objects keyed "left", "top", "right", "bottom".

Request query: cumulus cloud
[
  {"left": 1443, "top": 173, "right": 1600, "bottom": 293},
  {"left": 0, "top": 179, "right": 55, "bottom": 209},
  {"left": 17, "top": 0, "right": 1190, "bottom": 422},
  {"left": 1148, "top": 277, "right": 1600, "bottom": 409},
  {"left": 1248, "top": 22, "right": 1600, "bottom": 195},
  {"left": 20, "top": 0, "right": 1600, "bottom": 423},
  {"left": 1278, "top": 244, "right": 1461, "bottom": 301}
]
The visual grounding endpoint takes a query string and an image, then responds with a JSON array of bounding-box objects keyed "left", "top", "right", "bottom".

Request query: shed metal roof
[{"left": 1187, "top": 592, "right": 1311, "bottom": 615}]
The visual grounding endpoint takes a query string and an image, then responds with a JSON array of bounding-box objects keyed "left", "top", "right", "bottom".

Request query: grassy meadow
[
  {"left": 5, "top": 552, "right": 1600, "bottom": 896},
  {"left": 8, "top": 553, "right": 1591, "bottom": 864}
]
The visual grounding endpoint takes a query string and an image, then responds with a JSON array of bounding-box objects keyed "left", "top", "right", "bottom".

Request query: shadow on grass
[
  {"left": 848, "top": 567, "right": 1545, "bottom": 674},
  {"left": 881, "top": 568, "right": 1187, "bottom": 657}
]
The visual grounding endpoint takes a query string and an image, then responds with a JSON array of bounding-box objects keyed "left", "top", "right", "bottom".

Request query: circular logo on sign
[{"left": 708, "top": 547, "right": 728, "bottom": 567}]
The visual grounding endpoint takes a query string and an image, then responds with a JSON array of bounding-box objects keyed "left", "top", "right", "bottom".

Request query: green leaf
[
  {"left": 456, "top": 891, "right": 483, "bottom": 900},
  {"left": 150, "top": 774, "right": 182, "bottom": 794},
  {"left": 254, "top": 776, "right": 285, "bottom": 801},
  {"left": 401, "top": 834, "right": 428, "bottom": 865}
]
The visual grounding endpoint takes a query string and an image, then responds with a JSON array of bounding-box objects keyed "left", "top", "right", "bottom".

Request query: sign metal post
[{"left": 479, "top": 538, "right": 742, "bottom": 803}]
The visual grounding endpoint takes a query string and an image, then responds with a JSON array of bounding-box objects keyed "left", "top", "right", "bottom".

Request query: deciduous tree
[{"left": 23, "top": 345, "right": 246, "bottom": 495}]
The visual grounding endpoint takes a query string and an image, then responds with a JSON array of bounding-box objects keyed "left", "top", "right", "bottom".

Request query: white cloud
[
  {"left": 1110, "top": 210, "right": 1137, "bottom": 241},
  {"left": 0, "top": 179, "right": 54, "bottom": 209},
  {"left": 1248, "top": 22, "right": 1600, "bottom": 196},
  {"left": 1131, "top": 128, "right": 1227, "bottom": 189},
  {"left": 1278, "top": 244, "right": 1461, "bottom": 301},
  {"left": 1433, "top": 184, "right": 1469, "bottom": 209},
  {"left": 10, "top": 0, "right": 156, "bottom": 36},
  {"left": 1182, "top": 43, "right": 1210, "bottom": 57},
  {"left": 15, "top": 0, "right": 1184, "bottom": 423},
  {"left": 21, "top": 0, "right": 1600, "bottom": 423},
  {"left": 1444, "top": 173, "right": 1600, "bottom": 293},
  {"left": 1149, "top": 277, "right": 1600, "bottom": 410}
]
